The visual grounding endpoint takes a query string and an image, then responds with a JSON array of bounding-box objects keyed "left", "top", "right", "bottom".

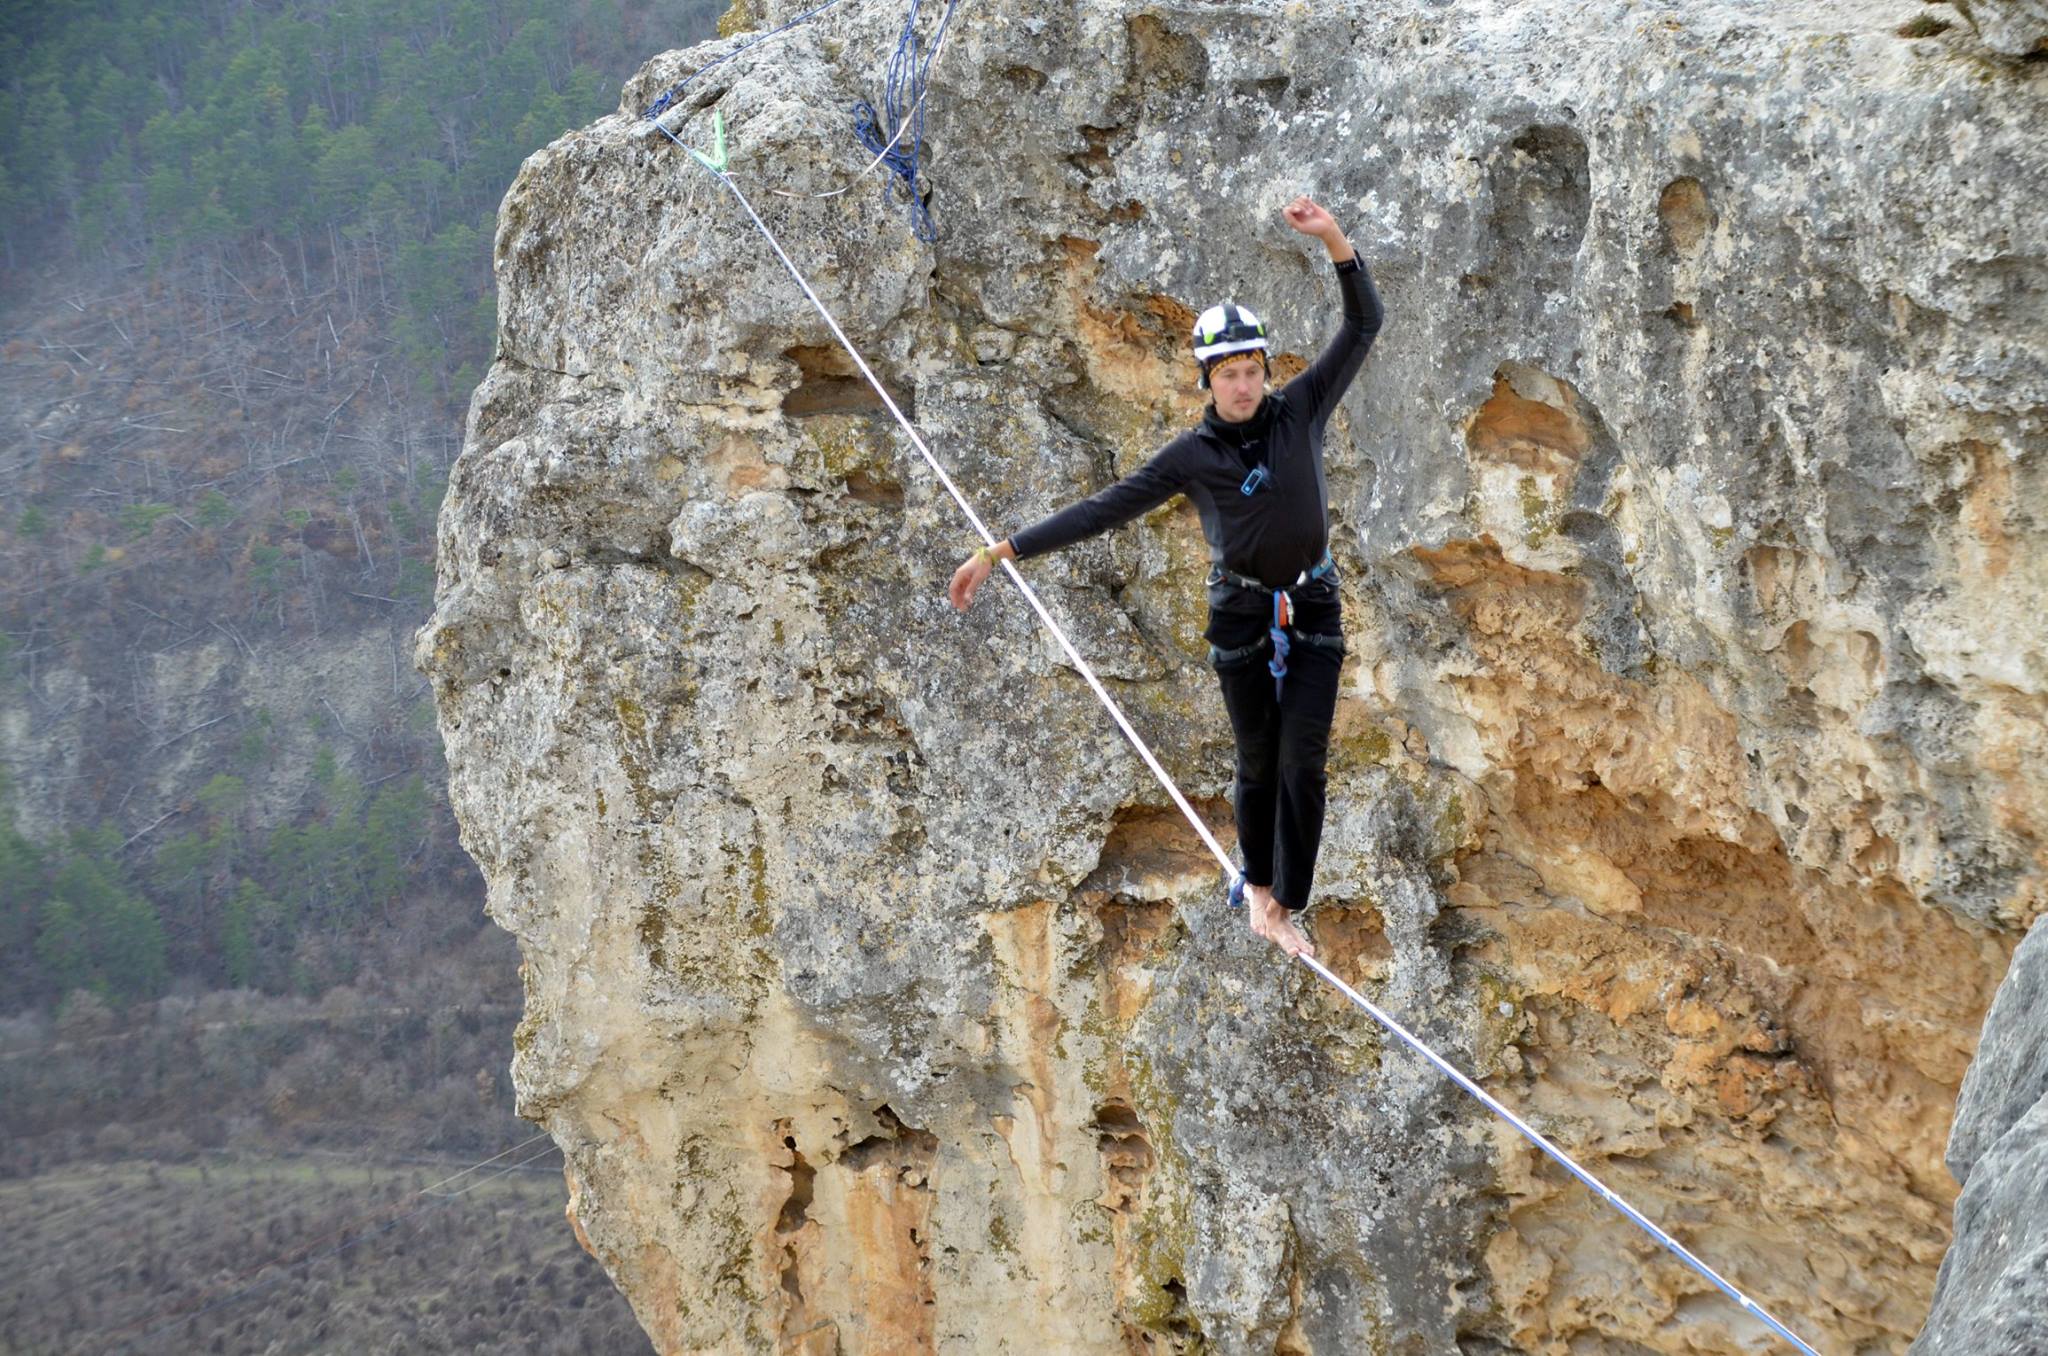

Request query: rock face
[
  {"left": 1953, "top": 0, "right": 2048, "bottom": 55},
  {"left": 416, "top": 2, "right": 2047, "bottom": 1352},
  {"left": 1913, "top": 917, "right": 2048, "bottom": 1354}
]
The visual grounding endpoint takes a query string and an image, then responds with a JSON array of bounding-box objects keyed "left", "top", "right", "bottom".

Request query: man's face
[{"left": 1209, "top": 355, "right": 1266, "bottom": 422}]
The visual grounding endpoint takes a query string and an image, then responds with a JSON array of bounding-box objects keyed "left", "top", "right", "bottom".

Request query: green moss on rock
[
  {"left": 1471, "top": 971, "right": 1526, "bottom": 1078},
  {"left": 1124, "top": 1054, "right": 1201, "bottom": 1344},
  {"left": 1517, "top": 474, "right": 1556, "bottom": 548},
  {"left": 1331, "top": 723, "right": 1395, "bottom": 780},
  {"left": 716, "top": 0, "right": 757, "bottom": 39}
]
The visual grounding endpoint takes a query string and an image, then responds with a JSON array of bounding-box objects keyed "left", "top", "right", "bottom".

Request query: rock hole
[
  {"left": 1092, "top": 1099, "right": 1156, "bottom": 1212},
  {"left": 844, "top": 470, "right": 903, "bottom": 506},
  {"left": 771, "top": 1119, "right": 820, "bottom": 1337},
  {"left": 1491, "top": 125, "right": 1589, "bottom": 261},
  {"left": 839, "top": 1103, "right": 939, "bottom": 1170},
  {"left": 1896, "top": 14, "right": 1951, "bottom": 37},
  {"left": 1070, "top": 125, "right": 1120, "bottom": 177},
  {"left": 1128, "top": 13, "right": 1210, "bottom": 96},
  {"left": 1658, "top": 176, "right": 1712, "bottom": 257},
  {"left": 775, "top": 1149, "right": 814, "bottom": 1234},
  {"left": 1001, "top": 64, "right": 1047, "bottom": 93},
  {"left": 1133, "top": 1275, "right": 1204, "bottom": 1343},
  {"left": 1093, "top": 1100, "right": 1144, "bottom": 1136},
  {"left": 1245, "top": 74, "right": 1290, "bottom": 107},
  {"left": 782, "top": 344, "right": 909, "bottom": 419}
]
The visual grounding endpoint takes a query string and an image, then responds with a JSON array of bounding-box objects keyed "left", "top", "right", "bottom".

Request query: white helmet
[{"left": 1191, "top": 302, "right": 1270, "bottom": 387}]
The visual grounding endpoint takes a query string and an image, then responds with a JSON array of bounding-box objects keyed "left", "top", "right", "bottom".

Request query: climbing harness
[
  {"left": 651, "top": 80, "right": 1823, "bottom": 1356},
  {"left": 1205, "top": 552, "right": 1342, "bottom": 703},
  {"left": 1268, "top": 591, "right": 1292, "bottom": 699}
]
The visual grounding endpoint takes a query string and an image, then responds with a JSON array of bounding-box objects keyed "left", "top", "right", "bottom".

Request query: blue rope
[
  {"left": 646, "top": 0, "right": 961, "bottom": 242},
  {"left": 1267, "top": 590, "right": 1292, "bottom": 702},
  {"left": 642, "top": 0, "right": 857, "bottom": 122},
  {"left": 850, "top": 0, "right": 961, "bottom": 242}
]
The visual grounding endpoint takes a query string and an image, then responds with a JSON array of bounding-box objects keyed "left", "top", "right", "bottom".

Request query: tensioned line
[{"left": 654, "top": 111, "right": 1823, "bottom": 1356}]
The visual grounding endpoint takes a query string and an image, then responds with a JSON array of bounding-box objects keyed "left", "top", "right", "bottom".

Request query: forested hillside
[
  {"left": 0, "top": 0, "right": 723, "bottom": 1014},
  {"left": 0, "top": 4, "right": 723, "bottom": 1348},
  {"left": 2, "top": 0, "right": 726, "bottom": 393}
]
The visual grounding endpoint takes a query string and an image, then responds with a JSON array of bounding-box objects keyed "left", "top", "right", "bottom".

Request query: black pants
[{"left": 1205, "top": 576, "right": 1343, "bottom": 912}]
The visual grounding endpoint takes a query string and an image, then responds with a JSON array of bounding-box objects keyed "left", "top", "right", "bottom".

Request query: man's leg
[
  {"left": 1215, "top": 658, "right": 1281, "bottom": 893},
  {"left": 1272, "top": 640, "right": 1344, "bottom": 915},
  {"left": 1217, "top": 655, "right": 1321, "bottom": 959}
]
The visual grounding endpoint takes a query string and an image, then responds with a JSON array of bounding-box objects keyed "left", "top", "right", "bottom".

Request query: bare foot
[{"left": 1246, "top": 886, "right": 1316, "bottom": 960}]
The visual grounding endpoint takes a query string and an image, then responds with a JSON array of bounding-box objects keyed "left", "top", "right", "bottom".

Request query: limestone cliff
[
  {"left": 417, "top": 2, "right": 2046, "bottom": 1351},
  {"left": 1913, "top": 916, "right": 2048, "bottom": 1354}
]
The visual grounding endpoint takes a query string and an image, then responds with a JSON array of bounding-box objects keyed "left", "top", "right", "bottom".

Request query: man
[{"left": 949, "top": 196, "right": 1383, "bottom": 960}]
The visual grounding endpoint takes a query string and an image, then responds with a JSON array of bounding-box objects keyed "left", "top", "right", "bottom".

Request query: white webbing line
[
  {"left": 1298, "top": 956, "right": 1822, "bottom": 1354},
  {"left": 674, "top": 156, "right": 1824, "bottom": 1356}
]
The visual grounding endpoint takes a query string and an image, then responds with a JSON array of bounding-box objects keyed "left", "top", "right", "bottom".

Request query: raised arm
[{"left": 1282, "top": 196, "right": 1383, "bottom": 426}]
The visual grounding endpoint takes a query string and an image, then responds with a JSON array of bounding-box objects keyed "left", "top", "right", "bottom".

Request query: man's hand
[
  {"left": 1283, "top": 194, "right": 1337, "bottom": 239},
  {"left": 948, "top": 553, "right": 991, "bottom": 612},
  {"left": 948, "top": 540, "right": 1012, "bottom": 612},
  {"left": 1283, "top": 195, "right": 1355, "bottom": 264}
]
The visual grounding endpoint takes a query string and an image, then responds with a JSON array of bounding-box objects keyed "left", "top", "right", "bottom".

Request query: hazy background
[{"left": 0, "top": 2, "right": 731, "bottom": 1349}]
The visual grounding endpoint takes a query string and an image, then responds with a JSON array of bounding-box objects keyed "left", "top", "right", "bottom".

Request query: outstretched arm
[
  {"left": 1282, "top": 196, "right": 1383, "bottom": 425},
  {"left": 948, "top": 442, "right": 1189, "bottom": 612}
]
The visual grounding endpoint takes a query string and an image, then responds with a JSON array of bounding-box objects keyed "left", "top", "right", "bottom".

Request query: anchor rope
[
  {"left": 849, "top": 0, "right": 962, "bottom": 240},
  {"left": 646, "top": 0, "right": 958, "bottom": 239},
  {"left": 643, "top": 0, "right": 857, "bottom": 122}
]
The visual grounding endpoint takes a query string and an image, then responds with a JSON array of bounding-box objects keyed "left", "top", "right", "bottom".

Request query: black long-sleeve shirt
[{"left": 1009, "top": 256, "right": 1383, "bottom": 591}]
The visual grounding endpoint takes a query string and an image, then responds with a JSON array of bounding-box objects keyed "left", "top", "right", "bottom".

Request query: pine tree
[
  {"left": 35, "top": 896, "right": 91, "bottom": 997},
  {"left": 15, "top": 71, "right": 80, "bottom": 224},
  {"left": 0, "top": 782, "right": 50, "bottom": 1010},
  {"left": 220, "top": 877, "right": 271, "bottom": 988},
  {"left": 43, "top": 827, "right": 169, "bottom": 1004}
]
